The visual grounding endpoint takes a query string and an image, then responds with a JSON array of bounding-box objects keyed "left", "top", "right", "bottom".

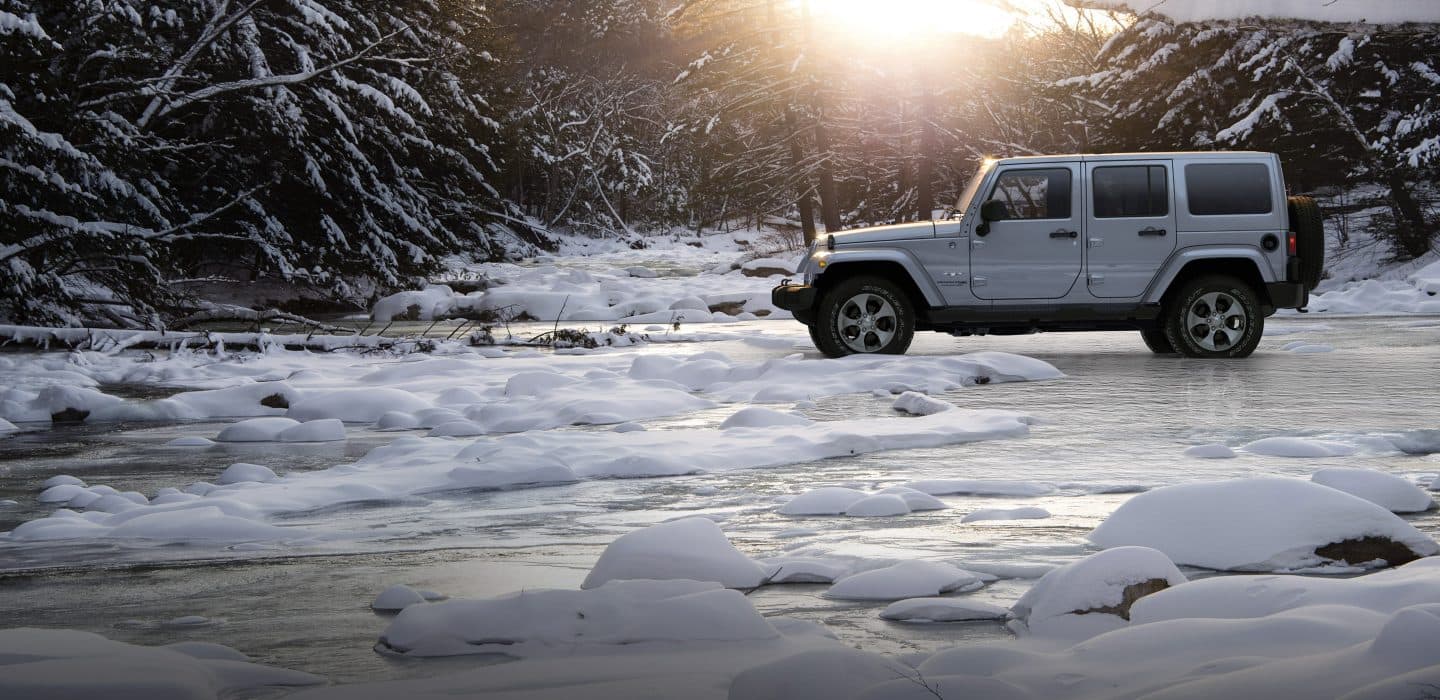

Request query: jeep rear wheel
[
  {"left": 815, "top": 276, "right": 915, "bottom": 358},
  {"left": 1163, "top": 275, "right": 1264, "bottom": 358}
]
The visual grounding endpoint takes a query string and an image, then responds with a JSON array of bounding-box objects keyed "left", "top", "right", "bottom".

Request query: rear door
[
  {"left": 1084, "top": 160, "right": 1177, "bottom": 298},
  {"left": 969, "top": 163, "right": 1083, "bottom": 300}
]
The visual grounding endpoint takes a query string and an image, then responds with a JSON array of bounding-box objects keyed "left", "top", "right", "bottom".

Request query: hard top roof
[{"left": 990, "top": 151, "right": 1276, "bottom": 165}]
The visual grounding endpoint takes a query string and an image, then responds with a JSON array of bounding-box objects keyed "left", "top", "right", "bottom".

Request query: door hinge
[
  {"left": 1088, "top": 238, "right": 1104, "bottom": 248},
  {"left": 972, "top": 276, "right": 988, "bottom": 287}
]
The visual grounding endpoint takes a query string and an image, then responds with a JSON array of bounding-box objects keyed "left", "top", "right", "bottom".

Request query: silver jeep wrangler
[{"left": 772, "top": 152, "right": 1324, "bottom": 358}]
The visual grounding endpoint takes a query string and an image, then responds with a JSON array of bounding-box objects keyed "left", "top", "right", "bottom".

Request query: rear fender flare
[{"left": 1144, "top": 247, "right": 1277, "bottom": 305}]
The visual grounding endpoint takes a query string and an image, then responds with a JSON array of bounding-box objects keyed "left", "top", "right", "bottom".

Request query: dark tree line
[{"left": 2, "top": 0, "right": 1436, "bottom": 327}]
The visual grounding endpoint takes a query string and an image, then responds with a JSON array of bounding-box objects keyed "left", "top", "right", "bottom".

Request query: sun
[{"left": 804, "top": 0, "right": 1020, "bottom": 39}]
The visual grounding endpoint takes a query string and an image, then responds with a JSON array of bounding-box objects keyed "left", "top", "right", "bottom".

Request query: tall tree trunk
[
  {"left": 897, "top": 100, "right": 912, "bottom": 223},
  {"left": 916, "top": 88, "right": 936, "bottom": 221},
  {"left": 1388, "top": 173, "right": 1434, "bottom": 260},
  {"left": 813, "top": 109, "right": 842, "bottom": 232},
  {"left": 786, "top": 107, "right": 817, "bottom": 244}
]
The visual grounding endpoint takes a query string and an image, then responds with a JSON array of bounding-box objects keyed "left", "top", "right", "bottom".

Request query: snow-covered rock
[
  {"left": 891, "top": 391, "right": 954, "bottom": 416},
  {"left": 41, "top": 475, "right": 85, "bottom": 489},
  {"left": 1011, "top": 546, "right": 1187, "bottom": 640},
  {"left": 288, "top": 388, "right": 430, "bottom": 423},
  {"left": 1183, "top": 443, "right": 1236, "bottom": 459},
  {"left": 1090, "top": 477, "right": 1440, "bottom": 571},
  {"left": 374, "top": 411, "right": 421, "bottom": 431},
  {"left": 0, "top": 418, "right": 17, "bottom": 433},
  {"left": 778, "top": 487, "right": 868, "bottom": 516},
  {"left": 378, "top": 579, "right": 779, "bottom": 657},
  {"left": 843, "top": 494, "right": 911, "bottom": 517},
  {"left": 824, "top": 561, "right": 985, "bottom": 601},
  {"left": 721, "top": 406, "right": 812, "bottom": 429},
  {"left": 0, "top": 629, "right": 321, "bottom": 697},
  {"left": 277, "top": 419, "right": 346, "bottom": 443},
  {"left": 215, "top": 417, "right": 302, "bottom": 443},
  {"left": 729, "top": 648, "right": 910, "bottom": 700},
  {"left": 875, "top": 486, "right": 947, "bottom": 511},
  {"left": 216, "top": 463, "right": 279, "bottom": 485},
  {"left": 1240, "top": 436, "right": 1356, "bottom": 458},
  {"left": 962, "top": 507, "right": 1051, "bottom": 523},
  {"left": 582, "top": 517, "right": 766, "bottom": 590},
  {"left": 1312, "top": 467, "right": 1436, "bottom": 513},
  {"left": 879, "top": 598, "right": 1009, "bottom": 622},
  {"left": 372, "top": 584, "right": 428, "bottom": 612}
]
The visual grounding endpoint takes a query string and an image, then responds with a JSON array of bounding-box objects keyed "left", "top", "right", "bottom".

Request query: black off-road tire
[
  {"left": 1163, "top": 275, "right": 1264, "bottom": 359},
  {"left": 1287, "top": 195, "right": 1325, "bottom": 290},
  {"left": 1140, "top": 328, "right": 1176, "bottom": 354},
  {"left": 814, "top": 276, "right": 915, "bottom": 358}
]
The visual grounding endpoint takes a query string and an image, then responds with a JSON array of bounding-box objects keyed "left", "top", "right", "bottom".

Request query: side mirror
[{"left": 977, "top": 199, "right": 1008, "bottom": 236}]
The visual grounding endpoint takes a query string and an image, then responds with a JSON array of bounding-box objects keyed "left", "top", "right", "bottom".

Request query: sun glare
[{"left": 805, "top": 0, "right": 1020, "bottom": 39}]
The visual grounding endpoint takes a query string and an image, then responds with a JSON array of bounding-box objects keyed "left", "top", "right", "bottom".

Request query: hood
[{"left": 829, "top": 221, "right": 936, "bottom": 245}]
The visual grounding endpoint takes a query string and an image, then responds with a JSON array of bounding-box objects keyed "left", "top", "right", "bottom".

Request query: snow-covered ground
[{"left": 3, "top": 236, "right": 1440, "bottom": 698}]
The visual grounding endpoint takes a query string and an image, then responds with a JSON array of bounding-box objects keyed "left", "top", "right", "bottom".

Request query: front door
[
  {"left": 1084, "top": 160, "right": 1178, "bottom": 298},
  {"left": 969, "top": 163, "right": 1083, "bottom": 300}
]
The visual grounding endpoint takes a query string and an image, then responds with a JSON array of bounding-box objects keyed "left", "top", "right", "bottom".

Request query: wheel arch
[
  {"left": 1148, "top": 251, "right": 1275, "bottom": 310},
  {"left": 816, "top": 256, "right": 940, "bottom": 310}
]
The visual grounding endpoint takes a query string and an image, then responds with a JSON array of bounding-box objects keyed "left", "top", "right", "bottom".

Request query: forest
[{"left": 2, "top": 0, "right": 1438, "bottom": 327}]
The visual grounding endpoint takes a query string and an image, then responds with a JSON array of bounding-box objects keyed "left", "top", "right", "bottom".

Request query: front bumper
[
  {"left": 772, "top": 282, "right": 818, "bottom": 323},
  {"left": 1266, "top": 282, "right": 1309, "bottom": 309}
]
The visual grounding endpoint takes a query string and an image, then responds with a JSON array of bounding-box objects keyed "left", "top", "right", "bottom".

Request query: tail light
[{"left": 1287, "top": 231, "right": 1297, "bottom": 256}]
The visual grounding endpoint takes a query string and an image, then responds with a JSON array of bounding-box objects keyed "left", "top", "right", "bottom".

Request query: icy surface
[
  {"left": 1090, "top": 478, "right": 1440, "bottom": 571},
  {"left": 961, "top": 506, "right": 1051, "bottom": 523}
]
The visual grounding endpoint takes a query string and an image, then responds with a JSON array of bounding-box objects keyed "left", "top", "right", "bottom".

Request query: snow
[
  {"left": 1184, "top": 443, "right": 1236, "bottom": 458},
  {"left": 891, "top": 391, "right": 954, "bottom": 416},
  {"left": 720, "top": 406, "right": 811, "bottom": 428},
  {"left": 277, "top": 418, "right": 346, "bottom": 442},
  {"left": 378, "top": 579, "right": 780, "bottom": 657},
  {"left": 216, "top": 463, "right": 278, "bottom": 484},
  {"left": 1307, "top": 278, "right": 1440, "bottom": 314},
  {"left": 40, "top": 475, "right": 84, "bottom": 489},
  {"left": 288, "top": 388, "right": 430, "bottom": 423},
  {"left": 1240, "top": 436, "right": 1357, "bottom": 458},
  {"left": 879, "top": 598, "right": 1010, "bottom": 622},
  {"left": 876, "top": 486, "right": 947, "bottom": 511},
  {"left": 372, "top": 584, "right": 428, "bottom": 611},
  {"left": 902, "top": 479, "right": 1055, "bottom": 497},
  {"left": 961, "top": 506, "right": 1051, "bottom": 523},
  {"left": 1090, "top": 477, "right": 1440, "bottom": 571},
  {"left": 581, "top": 517, "right": 767, "bottom": 589},
  {"left": 1074, "top": 0, "right": 1440, "bottom": 24},
  {"left": 1311, "top": 467, "right": 1436, "bottom": 513},
  {"left": 0, "top": 628, "right": 322, "bottom": 698},
  {"left": 777, "top": 487, "right": 868, "bottom": 515},
  {"left": 824, "top": 561, "right": 986, "bottom": 601},
  {"left": 843, "top": 494, "right": 911, "bottom": 517},
  {"left": 1010, "top": 546, "right": 1187, "bottom": 639},
  {"left": 215, "top": 417, "right": 301, "bottom": 443},
  {"left": 729, "top": 648, "right": 911, "bottom": 700}
]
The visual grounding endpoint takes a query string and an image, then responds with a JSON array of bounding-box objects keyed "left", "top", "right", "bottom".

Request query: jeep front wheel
[
  {"left": 814, "top": 276, "right": 915, "bottom": 358},
  {"left": 1163, "top": 275, "right": 1264, "bottom": 358}
]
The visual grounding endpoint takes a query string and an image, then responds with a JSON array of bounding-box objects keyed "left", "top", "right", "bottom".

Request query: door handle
[
  {"left": 1139, "top": 227, "right": 1168, "bottom": 237},
  {"left": 1050, "top": 229, "right": 1078, "bottom": 239}
]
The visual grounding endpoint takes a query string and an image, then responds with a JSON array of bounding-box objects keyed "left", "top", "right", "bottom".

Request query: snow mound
[
  {"left": 372, "top": 584, "right": 428, "bottom": 612},
  {"left": 1011, "top": 546, "right": 1187, "bottom": 640},
  {"left": 0, "top": 628, "right": 321, "bottom": 697},
  {"left": 378, "top": 579, "right": 778, "bottom": 657},
  {"left": 1090, "top": 477, "right": 1440, "bottom": 571},
  {"left": 1311, "top": 467, "right": 1436, "bottom": 513},
  {"left": 892, "top": 391, "right": 954, "bottom": 416},
  {"left": 217, "top": 463, "right": 278, "bottom": 485},
  {"left": 824, "top": 561, "right": 985, "bottom": 601},
  {"left": 41, "top": 475, "right": 85, "bottom": 489},
  {"left": 1184, "top": 443, "right": 1236, "bottom": 458},
  {"left": 166, "top": 436, "right": 215, "bottom": 447},
  {"left": 844, "top": 494, "right": 911, "bottom": 517},
  {"left": 288, "top": 388, "right": 430, "bottom": 423},
  {"left": 961, "top": 507, "right": 1051, "bottom": 523},
  {"left": 582, "top": 517, "right": 767, "bottom": 589},
  {"left": 876, "top": 486, "right": 947, "bottom": 511},
  {"left": 729, "top": 648, "right": 911, "bottom": 700},
  {"left": 903, "top": 479, "right": 1055, "bottom": 497},
  {"left": 1240, "top": 436, "right": 1357, "bottom": 458},
  {"left": 721, "top": 406, "right": 812, "bottom": 429},
  {"left": 778, "top": 487, "right": 868, "bottom": 516},
  {"left": 760, "top": 556, "right": 856, "bottom": 584},
  {"left": 215, "top": 417, "right": 301, "bottom": 443},
  {"left": 0, "top": 418, "right": 17, "bottom": 433},
  {"left": 880, "top": 597, "right": 1009, "bottom": 622},
  {"left": 277, "top": 419, "right": 346, "bottom": 443}
]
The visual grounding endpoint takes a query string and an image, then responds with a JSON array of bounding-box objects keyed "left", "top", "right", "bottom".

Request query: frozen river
[{"left": 3, "top": 315, "right": 1439, "bottom": 687}]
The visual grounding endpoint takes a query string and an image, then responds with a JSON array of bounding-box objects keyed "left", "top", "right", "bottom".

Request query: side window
[
  {"left": 987, "top": 168, "right": 1072, "bottom": 220},
  {"left": 1093, "top": 165, "right": 1168, "bottom": 218},
  {"left": 1185, "top": 163, "right": 1272, "bottom": 216}
]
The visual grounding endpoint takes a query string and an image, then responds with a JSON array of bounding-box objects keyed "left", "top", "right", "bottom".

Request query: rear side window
[
  {"left": 1093, "top": 165, "right": 1168, "bottom": 218},
  {"left": 1185, "top": 163, "right": 1272, "bottom": 215},
  {"left": 988, "top": 168, "right": 1072, "bottom": 220}
]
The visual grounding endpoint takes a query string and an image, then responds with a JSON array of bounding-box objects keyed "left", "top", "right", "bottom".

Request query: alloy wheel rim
[
  {"left": 1185, "top": 291, "right": 1247, "bottom": 352},
  {"left": 838, "top": 293, "right": 898, "bottom": 353}
]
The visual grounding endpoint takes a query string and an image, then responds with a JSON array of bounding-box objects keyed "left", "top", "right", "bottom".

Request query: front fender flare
[{"left": 820, "top": 248, "right": 946, "bottom": 307}]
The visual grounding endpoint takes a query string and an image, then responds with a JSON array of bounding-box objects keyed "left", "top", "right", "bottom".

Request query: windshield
[{"left": 952, "top": 161, "right": 994, "bottom": 219}]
